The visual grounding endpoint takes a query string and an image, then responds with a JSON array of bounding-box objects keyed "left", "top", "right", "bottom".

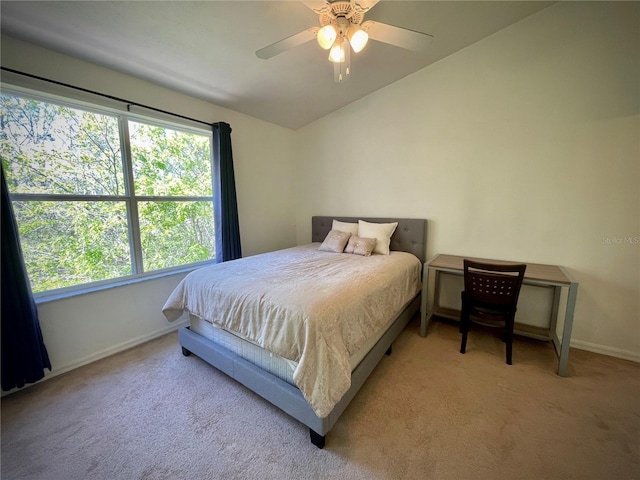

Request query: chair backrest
[{"left": 463, "top": 259, "right": 527, "bottom": 310}]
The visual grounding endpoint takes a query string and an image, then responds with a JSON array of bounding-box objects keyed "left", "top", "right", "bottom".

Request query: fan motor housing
[{"left": 319, "top": 1, "right": 366, "bottom": 27}]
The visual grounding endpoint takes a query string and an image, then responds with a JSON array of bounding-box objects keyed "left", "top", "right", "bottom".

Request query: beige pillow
[
  {"left": 332, "top": 219, "right": 359, "bottom": 236},
  {"left": 358, "top": 220, "right": 398, "bottom": 255},
  {"left": 318, "top": 229, "right": 351, "bottom": 253},
  {"left": 344, "top": 236, "right": 377, "bottom": 256}
]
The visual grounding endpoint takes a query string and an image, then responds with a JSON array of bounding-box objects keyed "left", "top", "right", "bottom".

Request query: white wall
[
  {"left": 1, "top": 37, "right": 298, "bottom": 377},
  {"left": 294, "top": 2, "right": 640, "bottom": 360}
]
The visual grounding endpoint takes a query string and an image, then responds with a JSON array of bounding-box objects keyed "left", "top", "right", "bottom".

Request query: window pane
[
  {"left": 139, "top": 201, "right": 215, "bottom": 271},
  {"left": 1, "top": 94, "right": 124, "bottom": 195},
  {"left": 2, "top": 89, "right": 217, "bottom": 295},
  {"left": 129, "top": 121, "right": 212, "bottom": 197},
  {"left": 13, "top": 201, "right": 131, "bottom": 293}
]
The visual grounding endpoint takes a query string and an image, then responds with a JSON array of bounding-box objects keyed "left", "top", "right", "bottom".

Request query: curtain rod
[{"left": 0, "top": 66, "right": 214, "bottom": 127}]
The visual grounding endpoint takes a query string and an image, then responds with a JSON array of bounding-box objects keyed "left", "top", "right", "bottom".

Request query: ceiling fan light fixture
[
  {"left": 254, "top": 0, "right": 434, "bottom": 85},
  {"left": 328, "top": 37, "right": 346, "bottom": 63},
  {"left": 317, "top": 24, "right": 337, "bottom": 50},
  {"left": 347, "top": 25, "right": 368, "bottom": 53}
]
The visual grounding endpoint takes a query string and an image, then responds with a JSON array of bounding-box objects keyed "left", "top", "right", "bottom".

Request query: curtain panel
[
  {"left": 1, "top": 165, "right": 51, "bottom": 391},
  {"left": 212, "top": 122, "right": 242, "bottom": 262}
]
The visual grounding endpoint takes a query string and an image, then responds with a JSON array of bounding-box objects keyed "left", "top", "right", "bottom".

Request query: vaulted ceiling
[{"left": 1, "top": 1, "right": 553, "bottom": 129}]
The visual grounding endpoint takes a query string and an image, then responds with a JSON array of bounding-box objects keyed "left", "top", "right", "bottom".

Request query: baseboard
[
  {"left": 570, "top": 339, "right": 640, "bottom": 363},
  {"left": 2, "top": 320, "right": 188, "bottom": 397}
]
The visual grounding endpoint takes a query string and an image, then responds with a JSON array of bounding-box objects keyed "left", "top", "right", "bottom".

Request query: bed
[{"left": 162, "top": 216, "right": 427, "bottom": 448}]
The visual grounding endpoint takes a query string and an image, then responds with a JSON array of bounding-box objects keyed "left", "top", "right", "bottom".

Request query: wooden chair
[{"left": 459, "top": 259, "right": 527, "bottom": 365}]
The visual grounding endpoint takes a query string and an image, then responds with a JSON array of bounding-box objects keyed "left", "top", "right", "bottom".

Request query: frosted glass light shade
[
  {"left": 347, "top": 26, "right": 368, "bottom": 53},
  {"left": 329, "top": 39, "right": 346, "bottom": 63},
  {"left": 317, "top": 24, "right": 337, "bottom": 50}
]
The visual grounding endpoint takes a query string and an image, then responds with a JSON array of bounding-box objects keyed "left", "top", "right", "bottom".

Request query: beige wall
[
  {"left": 294, "top": 1, "right": 639, "bottom": 360},
  {"left": 1, "top": 0, "right": 638, "bottom": 380}
]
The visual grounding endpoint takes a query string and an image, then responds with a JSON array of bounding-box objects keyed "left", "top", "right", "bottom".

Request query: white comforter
[{"left": 162, "top": 243, "right": 421, "bottom": 418}]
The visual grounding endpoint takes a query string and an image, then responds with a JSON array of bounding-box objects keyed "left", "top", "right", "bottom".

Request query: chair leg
[
  {"left": 460, "top": 315, "right": 468, "bottom": 354},
  {"left": 505, "top": 320, "right": 514, "bottom": 365},
  {"left": 459, "top": 292, "right": 465, "bottom": 334}
]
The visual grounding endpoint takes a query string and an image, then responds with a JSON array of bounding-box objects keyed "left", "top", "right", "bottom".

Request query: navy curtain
[
  {"left": 1, "top": 165, "right": 51, "bottom": 391},
  {"left": 212, "top": 122, "right": 242, "bottom": 262}
]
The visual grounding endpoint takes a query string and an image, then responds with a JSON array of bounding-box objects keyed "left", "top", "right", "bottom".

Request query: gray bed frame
[{"left": 178, "top": 216, "right": 427, "bottom": 448}]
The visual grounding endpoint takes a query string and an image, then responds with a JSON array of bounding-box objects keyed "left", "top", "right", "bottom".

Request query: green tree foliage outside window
[{"left": 1, "top": 91, "right": 216, "bottom": 294}]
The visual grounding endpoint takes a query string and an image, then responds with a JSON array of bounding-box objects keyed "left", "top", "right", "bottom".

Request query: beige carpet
[{"left": 2, "top": 316, "right": 639, "bottom": 480}]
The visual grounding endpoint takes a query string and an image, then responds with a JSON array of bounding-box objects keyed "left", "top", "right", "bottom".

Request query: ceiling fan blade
[
  {"left": 355, "top": 0, "right": 380, "bottom": 11},
  {"left": 302, "top": 1, "right": 327, "bottom": 14},
  {"left": 256, "top": 27, "right": 318, "bottom": 59},
  {"left": 363, "top": 21, "right": 433, "bottom": 52}
]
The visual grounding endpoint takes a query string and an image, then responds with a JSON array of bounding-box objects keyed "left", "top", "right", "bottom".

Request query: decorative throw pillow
[
  {"left": 332, "top": 219, "right": 359, "bottom": 236},
  {"left": 358, "top": 220, "right": 398, "bottom": 255},
  {"left": 344, "top": 236, "right": 377, "bottom": 256},
  {"left": 318, "top": 229, "right": 351, "bottom": 253}
]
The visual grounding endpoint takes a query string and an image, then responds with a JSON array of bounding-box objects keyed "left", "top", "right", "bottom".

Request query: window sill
[{"left": 34, "top": 262, "right": 215, "bottom": 305}]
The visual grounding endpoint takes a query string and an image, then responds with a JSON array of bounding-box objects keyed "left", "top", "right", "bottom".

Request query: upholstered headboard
[{"left": 311, "top": 216, "right": 428, "bottom": 264}]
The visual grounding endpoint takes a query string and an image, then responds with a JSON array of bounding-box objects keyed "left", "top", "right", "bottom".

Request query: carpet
[{"left": 2, "top": 316, "right": 639, "bottom": 479}]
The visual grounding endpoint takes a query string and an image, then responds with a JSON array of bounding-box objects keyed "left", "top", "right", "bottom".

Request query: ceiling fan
[{"left": 255, "top": 0, "right": 434, "bottom": 83}]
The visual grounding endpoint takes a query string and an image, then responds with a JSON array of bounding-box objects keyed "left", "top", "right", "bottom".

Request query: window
[{"left": 1, "top": 89, "right": 215, "bottom": 296}]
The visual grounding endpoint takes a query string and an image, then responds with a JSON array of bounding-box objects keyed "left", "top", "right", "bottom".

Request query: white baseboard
[
  {"left": 571, "top": 339, "right": 640, "bottom": 363},
  {"left": 2, "top": 320, "right": 188, "bottom": 397}
]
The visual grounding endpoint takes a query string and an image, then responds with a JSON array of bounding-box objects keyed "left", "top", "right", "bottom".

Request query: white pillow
[
  {"left": 358, "top": 220, "right": 398, "bottom": 255},
  {"left": 332, "top": 219, "right": 359, "bottom": 236}
]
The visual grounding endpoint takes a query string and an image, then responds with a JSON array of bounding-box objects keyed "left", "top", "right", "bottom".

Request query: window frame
[{"left": 1, "top": 84, "right": 217, "bottom": 303}]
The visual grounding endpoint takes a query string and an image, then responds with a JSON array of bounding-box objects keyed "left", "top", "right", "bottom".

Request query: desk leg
[
  {"left": 557, "top": 282, "right": 578, "bottom": 377},
  {"left": 420, "top": 266, "right": 430, "bottom": 337},
  {"left": 549, "top": 286, "right": 561, "bottom": 338},
  {"left": 420, "top": 268, "right": 440, "bottom": 337}
]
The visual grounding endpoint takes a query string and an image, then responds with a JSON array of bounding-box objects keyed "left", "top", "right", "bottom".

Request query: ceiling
[{"left": 0, "top": 1, "right": 553, "bottom": 130}]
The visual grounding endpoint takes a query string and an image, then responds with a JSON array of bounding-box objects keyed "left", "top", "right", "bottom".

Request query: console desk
[{"left": 420, "top": 254, "right": 578, "bottom": 376}]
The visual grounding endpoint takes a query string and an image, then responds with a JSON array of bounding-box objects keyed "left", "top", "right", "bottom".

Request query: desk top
[{"left": 428, "top": 254, "right": 574, "bottom": 286}]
